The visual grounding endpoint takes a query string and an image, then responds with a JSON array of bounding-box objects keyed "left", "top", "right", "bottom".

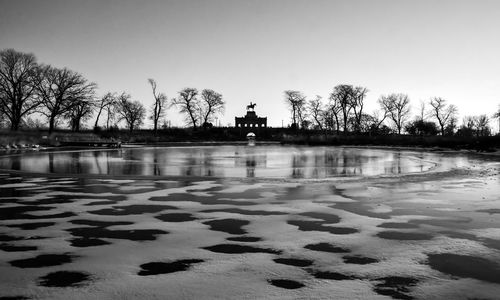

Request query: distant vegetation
[{"left": 1, "top": 48, "right": 500, "bottom": 151}]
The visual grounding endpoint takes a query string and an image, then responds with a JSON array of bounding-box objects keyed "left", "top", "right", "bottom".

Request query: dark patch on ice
[
  {"left": 343, "top": 255, "right": 379, "bottom": 264},
  {"left": 9, "top": 253, "right": 75, "bottom": 268},
  {"left": 427, "top": 253, "right": 500, "bottom": 284},
  {"left": 38, "top": 271, "right": 91, "bottom": 287},
  {"left": 268, "top": 279, "right": 305, "bottom": 289},
  {"left": 0, "top": 206, "right": 52, "bottom": 220},
  {"left": 304, "top": 242, "right": 350, "bottom": 253},
  {"left": 408, "top": 217, "right": 472, "bottom": 228},
  {"left": 476, "top": 209, "right": 500, "bottom": 214},
  {"left": 88, "top": 204, "right": 177, "bottom": 216},
  {"left": 0, "top": 244, "right": 37, "bottom": 252},
  {"left": 201, "top": 208, "right": 287, "bottom": 216},
  {"left": 288, "top": 220, "right": 358, "bottom": 235},
  {"left": 377, "top": 222, "right": 419, "bottom": 229},
  {"left": 299, "top": 212, "right": 341, "bottom": 223},
  {"left": 70, "top": 238, "right": 111, "bottom": 247},
  {"left": 6, "top": 222, "right": 55, "bottom": 230},
  {"left": 0, "top": 296, "right": 30, "bottom": 300},
  {"left": 149, "top": 193, "right": 258, "bottom": 206},
  {"left": 155, "top": 213, "right": 197, "bottom": 222},
  {"left": 276, "top": 186, "right": 317, "bottom": 201},
  {"left": 202, "top": 244, "right": 281, "bottom": 254},
  {"left": 0, "top": 234, "right": 24, "bottom": 242},
  {"left": 203, "top": 219, "right": 250, "bottom": 235},
  {"left": 376, "top": 231, "right": 433, "bottom": 240},
  {"left": 23, "top": 212, "right": 76, "bottom": 220},
  {"left": 333, "top": 202, "right": 391, "bottom": 219},
  {"left": 70, "top": 219, "right": 134, "bottom": 227},
  {"left": 215, "top": 188, "right": 268, "bottom": 200},
  {"left": 68, "top": 218, "right": 166, "bottom": 241},
  {"left": 22, "top": 195, "right": 77, "bottom": 205},
  {"left": 373, "top": 276, "right": 418, "bottom": 300},
  {"left": 84, "top": 200, "right": 117, "bottom": 206},
  {"left": 0, "top": 205, "right": 75, "bottom": 220},
  {"left": 226, "top": 236, "right": 262, "bottom": 242},
  {"left": 308, "top": 270, "right": 356, "bottom": 280},
  {"left": 273, "top": 258, "right": 314, "bottom": 267},
  {"left": 67, "top": 227, "right": 167, "bottom": 241},
  {"left": 138, "top": 259, "right": 204, "bottom": 276}
]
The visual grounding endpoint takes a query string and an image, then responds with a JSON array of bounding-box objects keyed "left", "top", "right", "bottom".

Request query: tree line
[
  {"left": 285, "top": 85, "right": 499, "bottom": 137},
  {"left": 0, "top": 49, "right": 225, "bottom": 133},
  {"left": 1, "top": 48, "right": 498, "bottom": 137}
]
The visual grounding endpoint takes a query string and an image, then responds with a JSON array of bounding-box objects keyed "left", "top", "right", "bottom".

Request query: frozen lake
[
  {"left": 0, "top": 146, "right": 499, "bottom": 299},
  {"left": 0, "top": 145, "right": 469, "bottom": 178}
]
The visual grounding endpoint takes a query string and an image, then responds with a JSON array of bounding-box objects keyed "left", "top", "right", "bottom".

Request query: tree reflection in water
[{"left": 0, "top": 146, "right": 447, "bottom": 178}]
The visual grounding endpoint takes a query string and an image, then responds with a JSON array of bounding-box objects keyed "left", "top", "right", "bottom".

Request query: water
[{"left": 0, "top": 146, "right": 469, "bottom": 178}]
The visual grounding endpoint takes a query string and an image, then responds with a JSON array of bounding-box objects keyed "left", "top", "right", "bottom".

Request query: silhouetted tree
[
  {"left": 351, "top": 86, "right": 368, "bottom": 132},
  {"left": 429, "top": 97, "right": 458, "bottom": 135},
  {"left": 148, "top": 78, "right": 168, "bottom": 134},
  {"left": 0, "top": 49, "right": 41, "bottom": 130},
  {"left": 173, "top": 88, "right": 199, "bottom": 128},
  {"left": 200, "top": 89, "right": 224, "bottom": 127},
  {"left": 330, "top": 85, "right": 354, "bottom": 133},
  {"left": 473, "top": 115, "right": 490, "bottom": 137},
  {"left": 116, "top": 92, "right": 145, "bottom": 133},
  {"left": 65, "top": 97, "right": 95, "bottom": 131},
  {"left": 284, "top": 90, "right": 306, "bottom": 129},
  {"left": 94, "top": 92, "right": 117, "bottom": 129},
  {"left": 369, "top": 109, "right": 389, "bottom": 133},
  {"left": 493, "top": 105, "right": 500, "bottom": 135},
  {"left": 34, "top": 65, "right": 97, "bottom": 133},
  {"left": 405, "top": 119, "right": 438, "bottom": 135},
  {"left": 326, "top": 93, "right": 342, "bottom": 134},
  {"left": 308, "top": 95, "right": 325, "bottom": 130},
  {"left": 378, "top": 93, "right": 411, "bottom": 134}
]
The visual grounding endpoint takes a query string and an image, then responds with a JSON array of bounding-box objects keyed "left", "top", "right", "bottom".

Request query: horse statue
[{"left": 246, "top": 102, "right": 256, "bottom": 111}]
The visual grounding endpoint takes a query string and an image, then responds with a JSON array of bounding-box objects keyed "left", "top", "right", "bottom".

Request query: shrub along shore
[{"left": 1, "top": 127, "right": 500, "bottom": 153}]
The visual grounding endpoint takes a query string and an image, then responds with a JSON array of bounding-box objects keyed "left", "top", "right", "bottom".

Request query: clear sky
[{"left": 1, "top": 0, "right": 500, "bottom": 129}]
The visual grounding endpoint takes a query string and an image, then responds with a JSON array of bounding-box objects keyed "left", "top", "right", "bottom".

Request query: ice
[{"left": 1, "top": 147, "right": 500, "bottom": 299}]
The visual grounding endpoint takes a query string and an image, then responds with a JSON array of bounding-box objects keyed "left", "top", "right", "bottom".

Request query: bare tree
[
  {"left": 493, "top": 105, "right": 500, "bottom": 135},
  {"left": 0, "top": 49, "right": 41, "bottom": 130},
  {"left": 65, "top": 97, "right": 95, "bottom": 132},
  {"left": 148, "top": 79, "right": 168, "bottom": 134},
  {"left": 330, "top": 85, "right": 355, "bottom": 133},
  {"left": 351, "top": 86, "right": 368, "bottom": 132},
  {"left": 429, "top": 97, "right": 458, "bottom": 135},
  {"left": 378, "top": 93, "right": 411, "bottom": 134},
  {"left": 370, "top": 109, "right": 389, "bottom": 132},
  {"left": 105, "top": 98, "right": 119, "bottom": 129},
  {"left": 474, "top": 115, "right": 490, "bottom": 137},
  {"left": 308, "top": 95, "right": 325, "bottom": 130},
  {"left": 284, "top": 90, "right": 306, "bottom": 129},
  {"left": 116, "top": 92, "right": 145, "bottom": 133},
  {"left": 94, "top": 92, "right": 117, "bottom": 129},
  {"left": 327, "top": 94, "right": 342, "bottom": 134},
  {"left": 200, "top": 89, "right": 224, "bottom": 127},
  {"left": 172, "top": 88, "right": 199, "bottom": 128},
  {"left": 34, "top": 65, "right": 97, "bottom": 133}
]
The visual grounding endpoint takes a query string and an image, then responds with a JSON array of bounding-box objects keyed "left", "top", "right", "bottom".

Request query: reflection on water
[{"left": 0, "top": 146, "right": 468, "bottom": 179}]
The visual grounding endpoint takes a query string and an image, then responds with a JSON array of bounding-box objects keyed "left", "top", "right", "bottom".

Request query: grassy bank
[
  {"left": 280, "top": 133, "right": 500, "bottom": 152},
  {"left": 1, "top": 128, "right": 499, "bottom": 152}
]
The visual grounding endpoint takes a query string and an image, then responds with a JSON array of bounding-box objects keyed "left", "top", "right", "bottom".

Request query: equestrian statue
[{"left": 246, "top": 102, "right": 256, "bottom": 111}]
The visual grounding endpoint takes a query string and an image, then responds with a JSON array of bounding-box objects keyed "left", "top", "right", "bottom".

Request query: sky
[{"left": 1, "top": 0, "right": 500, "bottom": 129}]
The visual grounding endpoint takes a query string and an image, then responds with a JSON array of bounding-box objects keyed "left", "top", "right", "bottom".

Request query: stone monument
[{"left": 235, "top": 102, "right": 267, "bottom": 128}]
